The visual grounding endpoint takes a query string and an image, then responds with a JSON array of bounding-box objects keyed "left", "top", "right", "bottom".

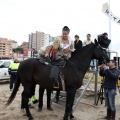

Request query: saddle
[
  {"left": 39, "top": 57, "right": 66, "bottom": 89},
  {"left": 39, "top": 56, "right": 66, "bottom": 67}
]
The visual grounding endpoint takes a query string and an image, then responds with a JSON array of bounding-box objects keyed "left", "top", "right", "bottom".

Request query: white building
[
  {"left": 44, "top": 34, "right": 50, "bottom": 46},
  {"left": 28, "top": 31, "right": 55, "bottom": 52},
  {"left": 9, "top": 40, "right": 18, "bottom": 49}
]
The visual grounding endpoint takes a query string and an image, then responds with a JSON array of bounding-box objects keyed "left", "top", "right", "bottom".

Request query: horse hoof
[
  {"left": 28, "top": 116, "right": 34, "bottom": 120},
  {"left": 47, "top": 107, "right": 53, "bottom": 111},
  {"left": 70, "top": 115, "right": 74, "bottom": 119},
  {"left": 55, "top": 99, "right": 59, "bottom": 103},
  {"left": 63, "top": 117, "right": 68, "bottom": 120},
  {"left": 38, "top": 108, "right": 42, "bottom": 112}
]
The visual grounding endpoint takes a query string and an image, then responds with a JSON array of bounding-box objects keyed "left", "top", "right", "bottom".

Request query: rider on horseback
[
  {"left": 39, "top": 26, "right": 74, "bottom": 89},
  {"left": 40, "top": 26, "right": 74, "bottom": 60}
]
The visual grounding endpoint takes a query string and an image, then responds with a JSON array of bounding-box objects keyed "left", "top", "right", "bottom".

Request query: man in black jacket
[
  {"left": 71, "top": 35, "right": 82, "bottom": 57},
  {"left": 99, "top": 60, "right": 120, "bottom": 120}
]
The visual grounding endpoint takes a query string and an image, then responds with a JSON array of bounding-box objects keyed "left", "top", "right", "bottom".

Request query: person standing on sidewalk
[
  {"left": 99, "top": 60, "right": 120, "bottom": 120},
  {"left": 8, "top": 58, "right": 20, "bottom": 91}
]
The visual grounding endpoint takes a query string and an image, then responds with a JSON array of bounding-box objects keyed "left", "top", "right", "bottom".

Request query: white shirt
[{"left": 83, "top": 39, "right": 92, "bottom": 46}]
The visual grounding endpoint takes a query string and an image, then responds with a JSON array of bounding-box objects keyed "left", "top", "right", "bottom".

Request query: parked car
[{"left": 0, "top": 59, "right": 13, "bottom": 80}]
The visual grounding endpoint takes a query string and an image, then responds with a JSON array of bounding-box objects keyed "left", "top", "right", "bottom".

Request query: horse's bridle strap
[{"left": 66, "top": 59, "right": 87, "bottom": 71}]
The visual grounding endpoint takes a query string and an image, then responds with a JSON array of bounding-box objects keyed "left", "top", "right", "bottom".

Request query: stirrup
[{"left": 53, "top": 81, "right": 59, "bottom": 89}]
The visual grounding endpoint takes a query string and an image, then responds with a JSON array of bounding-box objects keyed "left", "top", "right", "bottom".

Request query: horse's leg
[
  {"left": 55, "top": 89, "right": 60, "bottom": 103},
  {"left": 21, "top": 92, "right": 24, "bottom": 109},
  {"left": 23, "top": 87, "right": 33, "bottom": 120},
  {"left": 38, "top": 86, "right": 45, "bottom": 112},
  {"left": 63, "top": 88, "right": 76, "bottom": 120},
  {"left": 21, "top": 91, "right": 27, "bottom": 115},
  {"left": 70, "top": 113, "right": 74, "bottom": 119},
  {"left": 30, "top": 83, "right": 38, "bottom": 104},
  {"left": 46, "top": 89, "right": 53, "bottom": 110}
]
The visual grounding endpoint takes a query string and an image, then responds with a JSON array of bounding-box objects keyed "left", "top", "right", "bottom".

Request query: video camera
[{"left": 97, "top": 33, "right": 111, "bottom": 49}]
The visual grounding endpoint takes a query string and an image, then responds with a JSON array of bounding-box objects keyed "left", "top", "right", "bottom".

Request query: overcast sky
[{"left": 0, "top": 0, "right": 120, "bottom": 56}]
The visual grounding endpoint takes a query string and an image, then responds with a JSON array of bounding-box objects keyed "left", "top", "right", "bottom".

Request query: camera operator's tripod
[{"left": 96, "top": 78, "right": 105, "bottom": 105}]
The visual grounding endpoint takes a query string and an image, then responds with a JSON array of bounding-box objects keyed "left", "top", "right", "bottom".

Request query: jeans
[
  {"left": 104, "top": 88, "right": 116, "bottom": 111},
  {"left": 90, "top": 59, "right": 96, "bottom": 67}
]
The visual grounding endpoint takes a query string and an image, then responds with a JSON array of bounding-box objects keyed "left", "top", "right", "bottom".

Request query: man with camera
[
  {"left": 97, "top": 32, "right": 111, "bottom": 49},
  {"left": 99, "top": 60, "right": 120, "bottom": 120}
]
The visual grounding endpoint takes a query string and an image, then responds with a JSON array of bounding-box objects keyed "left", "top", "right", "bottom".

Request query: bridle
[{"left": 96, "top": 45, "right": 107, "bottom": 64}]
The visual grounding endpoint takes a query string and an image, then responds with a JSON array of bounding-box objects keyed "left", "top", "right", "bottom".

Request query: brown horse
[{"left": 5, "top": 42, "right": 109, "bottom": 120}]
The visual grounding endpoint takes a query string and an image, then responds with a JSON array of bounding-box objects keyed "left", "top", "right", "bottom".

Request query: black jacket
[
  {"left": 72, "top": 40, "right": 82, "bottom": 56},
  {"left": 74, "top": 40, "right": 82, "bottom": 52},
  {"left": 99, "top": 68, "right": 120, "bottom": 89}
]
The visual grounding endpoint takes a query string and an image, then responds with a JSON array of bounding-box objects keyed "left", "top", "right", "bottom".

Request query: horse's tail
[{"left": 5, "top": 72, "right": 21, "bottom": 107}]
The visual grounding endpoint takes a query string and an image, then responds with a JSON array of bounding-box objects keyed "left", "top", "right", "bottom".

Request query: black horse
[{"left": 5, "top": 42, "right": 109, "bottom": 120}]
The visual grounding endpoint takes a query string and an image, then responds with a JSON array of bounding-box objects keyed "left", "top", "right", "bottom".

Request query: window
[
  {"left": 3, "top": 61, "right": 10, "bottom": 68},
  {"left": 0, "top": 61, "right": 3, "bottom": 65}
]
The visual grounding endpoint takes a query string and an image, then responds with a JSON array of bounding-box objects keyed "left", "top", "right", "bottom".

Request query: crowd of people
[{"left": 8, "top": 26, "right": 120, "bottom": 120}]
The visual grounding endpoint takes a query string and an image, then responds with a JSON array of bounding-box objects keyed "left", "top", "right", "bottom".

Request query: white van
[{"left": 0, "top": 60, "right": 13, "bottom": 80}]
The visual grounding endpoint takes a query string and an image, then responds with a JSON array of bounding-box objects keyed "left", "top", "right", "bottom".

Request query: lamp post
[{"left": 108, "top": 0, "right": 111, "bottom": 50}]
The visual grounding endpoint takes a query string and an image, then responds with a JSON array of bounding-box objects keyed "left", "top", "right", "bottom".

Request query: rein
[
  {"left": 66, "top": 59, "right": 87, "bottom": 71},
  {"left": 65, "top": 44, "right": 94, "bottom": 71}
]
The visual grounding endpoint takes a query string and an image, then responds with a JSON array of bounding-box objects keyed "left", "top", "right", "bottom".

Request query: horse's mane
[
  {"left": 69, "top": 43, "right": 95, "bottom": 60},
  {"left": 79, "top": 43, "right": 94, "bottom": 53}
]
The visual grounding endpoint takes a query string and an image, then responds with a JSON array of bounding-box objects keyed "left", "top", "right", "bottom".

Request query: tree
[{"left": 12, "top": 47, "right": 23, "bottom": 54}]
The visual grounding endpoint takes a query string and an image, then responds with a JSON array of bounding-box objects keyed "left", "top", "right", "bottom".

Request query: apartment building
[
  {"left": 44, "top": 34, "right": 51, "bottom": 45},
  {"left": 10, "top": 40, "right": 18, "bottom": 49},
  {"left": 21, "top": 42, "right": 28, "bottom": 49},
  {"left": 29, "top": 31, "right": 54, "bottom": 51},
  {"left": 36, "top": 31, "right": 45, "bottom": 50},
  {"left": 0, "top": 38, "right": 12, "bottom": 58}
]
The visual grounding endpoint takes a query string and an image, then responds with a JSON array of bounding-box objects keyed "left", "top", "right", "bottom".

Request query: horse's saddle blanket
[{"left": 39, "top": 57, "right": 66, "bottom": 80}]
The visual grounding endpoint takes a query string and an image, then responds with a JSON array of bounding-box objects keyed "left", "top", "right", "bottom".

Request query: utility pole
[{"left": 108, "top": 0, "right": 111, "bottom": 50}]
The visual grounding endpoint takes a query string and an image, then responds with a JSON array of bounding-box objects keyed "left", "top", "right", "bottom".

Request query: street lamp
[{"left": 108, "top": 0, "right": 111, "bottom": 50}]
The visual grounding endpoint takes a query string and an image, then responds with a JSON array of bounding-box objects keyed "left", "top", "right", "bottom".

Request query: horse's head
[{"left": 93, "top": 39, "right": 109, "bottom": 64}]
